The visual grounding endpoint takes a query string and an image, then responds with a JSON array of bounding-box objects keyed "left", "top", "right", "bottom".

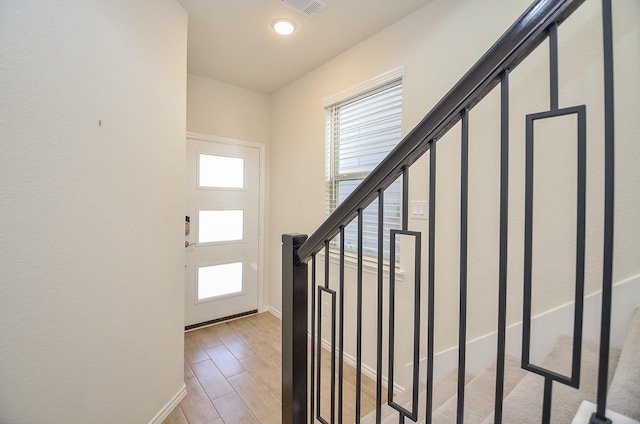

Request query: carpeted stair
[
  {"left": 359, "top": 308, "right": 640, "bottom": 423},
  {"left": 432, "top": 355, "right": 526, "bottom": 424},
  {"left": 482, "top": 336, "right": 620, "bottom": 423},
  {"left": 607, "top": 308, "right": 640, "bottom": 421},
  {"left": 360, "top": 368, "right": 474, "bottom": 424}
]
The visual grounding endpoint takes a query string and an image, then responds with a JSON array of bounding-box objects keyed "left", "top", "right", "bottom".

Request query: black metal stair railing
[{"left": 281, "top": 0, "right": 616, "bottom": 422}]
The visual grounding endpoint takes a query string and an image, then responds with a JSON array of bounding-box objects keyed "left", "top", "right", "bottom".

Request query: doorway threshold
[{"left": 185, "top": 309, "right": 258, "bottom": 332}]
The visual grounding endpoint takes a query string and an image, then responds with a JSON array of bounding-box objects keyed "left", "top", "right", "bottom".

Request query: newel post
[{"left": 282, "top": 233, "right": 308, "bottom": 424}]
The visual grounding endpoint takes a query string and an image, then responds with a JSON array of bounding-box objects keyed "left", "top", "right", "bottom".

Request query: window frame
[{"left": 324, "top": 67, "right": 405, "bottom": 261}]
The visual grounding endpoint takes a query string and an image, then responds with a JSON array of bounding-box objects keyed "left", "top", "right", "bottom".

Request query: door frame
[{"left": 186, "top": 131, "right": 266, "bottom": 315}]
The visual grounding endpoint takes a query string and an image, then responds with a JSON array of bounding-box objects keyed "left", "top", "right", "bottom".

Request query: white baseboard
[
  {"left": 262, "top": 305, "right": 282, "bottom": 320},
  {"left": 148, "top": 383, "right": 187, "bottom": 424},
  {"left": 272, "top": 274, "right": 640, "bottom": 393},
  {"left": 268, "top": 302, "right": 403, "bottom": 392},
  {"left": 317, "top": 336, "right": 405, "bottom": 394},
  {"left": 410, "top": 273, "right": 640, "bottom": 385}
]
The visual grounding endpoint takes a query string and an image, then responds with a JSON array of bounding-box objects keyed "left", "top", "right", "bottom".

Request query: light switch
[{"left": 410, "top": 200, "right": 428, "bottom": 220}]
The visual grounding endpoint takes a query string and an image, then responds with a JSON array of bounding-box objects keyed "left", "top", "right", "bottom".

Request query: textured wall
[
  {"left": 187, "top": 73, "right": 271, "bottom": 145},
  {"left": 0, "top": 1, "right": 188, "bottom": 422}
]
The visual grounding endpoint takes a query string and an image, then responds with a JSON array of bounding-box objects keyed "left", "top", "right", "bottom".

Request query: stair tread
[
  {"left": 429, "top": 355, "right": 526, "bottom": 424},
  {"left": 607, "top": 307, "right": 640, "bottom": 420},
  {"left": 358, "top": 323, "right": 637, "bottom": 424},
  {"left": 481, "top": 335, "right": 621, "bottom": 424},
  {"left": 360, "top": 368, "right": 473, "bottom": 424}
]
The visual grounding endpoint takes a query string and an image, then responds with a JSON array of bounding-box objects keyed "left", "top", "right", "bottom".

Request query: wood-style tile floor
[{"left": 162, "top": 312, "right": 383, "bottom": 424}]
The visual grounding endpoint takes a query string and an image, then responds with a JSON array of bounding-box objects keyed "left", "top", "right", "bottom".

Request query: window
[
  {"left": 197, "top": 262, "right": 243, "bottom": 300},
  {"left": 198, "top": 154, "right": 244, "bottom": 189},
  {"left": 198, "top": 210, "right": 244, "bottom": 243},
  {"left": 326, "top": 74, "right": 403, "bottom": 259}
]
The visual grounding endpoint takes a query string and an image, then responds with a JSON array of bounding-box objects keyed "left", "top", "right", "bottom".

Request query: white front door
[{"left": 185, "top": 136, "right": 262, "bottom": 328}]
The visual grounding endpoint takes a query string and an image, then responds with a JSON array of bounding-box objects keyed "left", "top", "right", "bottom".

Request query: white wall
[
  {"left": 269, "top": 0, "right": 639, "bottom": 388},
  {"left": 0, "top": 1, "right": 187, "bottom": 423},
  {"left": 187, "top": 73, "right": 271, "bottom": 144}
]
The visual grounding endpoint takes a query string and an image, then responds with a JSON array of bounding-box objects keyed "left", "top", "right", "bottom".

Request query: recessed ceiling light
[{"left": 272, "top": 18, "right": 296, "bottom": 35}]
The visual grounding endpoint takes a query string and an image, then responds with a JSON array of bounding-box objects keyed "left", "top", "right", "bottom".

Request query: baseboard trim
[
  {"left": 266, "top": 304, "right": 401, "bottom": 391},
  {"left": 269, "top": 275, "right": 640, "bottom": 393},
  {"left": 263, "top": 305, "right": 282, "bottom": 320},
  {"left": 148, "top": 383, "right": 187, "bottom": 424},
  {"left": 318, "top": 336, "right": 404, "bottom": 394},
  {"left": 410, "top": 273, "right": 640, "bottom": 384},
  {"left": 185, "top": 309, "right": 258, "bottom": 332}
]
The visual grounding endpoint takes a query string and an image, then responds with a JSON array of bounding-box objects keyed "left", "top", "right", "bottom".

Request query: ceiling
[{"left": 177, "top": 0, "right": 435, "bottom": 94}]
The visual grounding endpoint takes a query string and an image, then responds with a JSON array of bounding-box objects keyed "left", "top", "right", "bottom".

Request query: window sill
[{"left": 316, "top": 250, "right": 405, "bottom": 283}]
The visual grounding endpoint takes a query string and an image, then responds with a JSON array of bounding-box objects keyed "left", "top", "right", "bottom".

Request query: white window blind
[{"left": 326, "top": 77, "right": 403, "bottom": 259}]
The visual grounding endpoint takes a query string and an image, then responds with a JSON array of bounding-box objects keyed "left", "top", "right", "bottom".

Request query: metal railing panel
[
  {"left": 281, "top": 1, "right": 617, "bottom": 424},
  {"left": 296, "top": 0, "right": 587, "bottom": 264},
  {"left": 592, "top": 0, "right": 615, "bottom": 422}
]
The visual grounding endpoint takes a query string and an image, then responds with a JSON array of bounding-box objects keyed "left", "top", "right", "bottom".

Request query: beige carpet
[
  {"left": 607, "top": 308, "right": 640, "bottom": 420},
  {"left": 480, "top": 336, "right": 620, "bottom": 424},
  {"left": 360, "top": 368, "right": 473, "bottom": 424},
  {"left": 432, "top": 355, "right": 526, "bottom": 424},
  {"left": 359, "top": 311, "right": 639, "bottom": 424}
]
